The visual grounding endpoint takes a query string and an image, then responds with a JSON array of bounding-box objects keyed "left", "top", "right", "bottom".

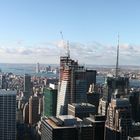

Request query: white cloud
[{"left": 0, "top": 40, "right": 140, "bottom": 65}]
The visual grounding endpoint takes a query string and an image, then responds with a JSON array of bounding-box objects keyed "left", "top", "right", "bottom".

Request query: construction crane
[{"left": 60, "top": 31, "right": 70, "bottom": 58}]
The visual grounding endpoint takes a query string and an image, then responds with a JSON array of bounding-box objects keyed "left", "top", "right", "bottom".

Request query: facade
[
  {"left": 68, "top": 103, "right": 96, "bottom": 119},
  {"left": 84, "top": 115, "right": 106, "bottom": 140},
  {"left": 86, "top": 70, "right": 96, "bottom": 92},
  {"left": 36, "top": 62, "right": 40, "bottom": 73},
  {"left": 44, "top": 87, "right": 57, "bottom": 117},
  {"left": 98, "top": 76, "right": 129, "bottom": 116},
  {"left": 0, "top": 90, "right": 16, "bottom": 140},
  {"left": 38, "top": 97, "right": 44, "bottom": 116},
  {"left": 57, "top": 56, "right": 95, "bottom": 115},
  {"left": 41, "top": 115, "right": 94, "bottom": 140},
  {"left": 128, "top": 137, "right": 140, "bottom": 140},
  {"left": 105, "top": 98, "right": 132, "bottom": 140},
  {"left": 23, "top": 102, "right": 29, "bottom": 124},
  {"left": 129, "top": 91, "right": 140, "bottom": 122},
  {"left": 131, "top": 123, "right": 140, "bottom": 138},
  {"left": 87, "top": 87, "right": 99, "bottom": 113},
  {"left": 24, "top": 74, "right": 32, "bottom": 100},
  {"left": 0, "top": 75, "right": 7, "bottom": 89},
  {"left": 57, "top": 56, "right": 86, "bottom": 115},
  {"left": 29, "top": 96, "right": 40, "bottom": 125}
]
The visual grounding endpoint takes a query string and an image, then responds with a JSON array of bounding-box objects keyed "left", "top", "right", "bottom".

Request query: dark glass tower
[
  {"left": 44, "top": 87, "right": 57, "bottom": 116},
  {"left": 0, "top": 90, "right": 16, "bottom": 140},
  {"left": 24, "top": 74, "right": 32, "bottom": 100}
]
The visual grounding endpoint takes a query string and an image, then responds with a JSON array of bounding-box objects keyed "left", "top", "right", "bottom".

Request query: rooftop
[
  {"left": 70, "top": 103, "right": 95, "bottom": 108},
  {"left": 43, "top": 115, "right": 83, "bottom": 129},
  {"left": 0, "top": 89, "right": 16, "bottom": 96},
  {"left": 111, "top": 98, "right": 130, "bottom": 108}
]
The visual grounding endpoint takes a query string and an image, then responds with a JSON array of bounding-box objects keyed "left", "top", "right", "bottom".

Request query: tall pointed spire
[{"left": 115, "top": 34, "right": 119, "bottom": 77}]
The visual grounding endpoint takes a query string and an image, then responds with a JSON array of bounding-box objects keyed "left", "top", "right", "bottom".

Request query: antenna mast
[
  {"left": 115, "top": 34, "right": 119, "bottom": 77},
  {"left": 60, "top": 31, "right": 70, "bottom": 58}
]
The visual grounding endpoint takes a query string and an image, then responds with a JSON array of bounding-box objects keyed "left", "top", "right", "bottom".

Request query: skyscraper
[
  {"left": 98, "top": 76, "right": 129, "bottom": 115},
  {"left": 24, "top": 74, "right": 32, "bottom": 100},
  {"left": 44, "top": 85, "right": 57, "bottom": 117},
  {"left": 23, "top": 102, "right": 29, "bottom": 124},
  {"left": 87, "top": 84, "right": 100, "bottom": 113},
  {"left": 129, "top": 91, "right": 140, "bottom": 122},
  {"left": 68, "top": 103, "right": 96, "bottom": 119},
  {"left": 29, "top": 96, "right": 40, "bottom": 125},
  {"left": 84, "top": 115, "right": 106, "bottom": 140},
  {"left": 57, "top": 56, "right": 87, "bottom": 115},
  {"left": 41, "top": 115, "right": 94, "bottom": 140},
  {"left": 105, "top": 98, "right": 132, "bottom": 140},
  {"left": 86, "top": 70, "right": 96, "bottom": 92},
  {"left": 0, "top": 74, "right": 8, "bottom": 89},
  {"left": 36, "top": 62, "right": 40, "bottom": 73},
  {"left": 0, "top": 89, "right": 16, "bottom": 140},
  {"left": 98, "top": 36, "right": 129, "bottom": 116},
  {"left": 57, "top": 41, "right": 97, "bottom": 115}
]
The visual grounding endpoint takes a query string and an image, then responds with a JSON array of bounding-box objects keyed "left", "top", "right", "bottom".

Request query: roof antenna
[
  {"left": 60, "top": 31, "right": 70, "bottom": 58},
  {"left": 115, "top": 34, "right": 119, "bottom": 77}
]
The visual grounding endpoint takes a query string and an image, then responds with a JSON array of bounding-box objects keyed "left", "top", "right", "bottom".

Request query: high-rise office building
[
  {"left": 36, "top": 62, "right": 40, "bottom": 73},
  {"left": 103, "top": 77, "right": 129, "bottom": 101},
  {"left": 38, "top": 97, "right": 44, "bottom": 116},
  {"left": 23, "top": 102, "right": 29, "bottom": 124},
  {"left": 29, "top": 96, "right": 40, "bottom": 125},
  {"left": 68, "top": 103, "right": 96, "bottom": 119},
  {"left": 87, "top": 84, "right": 100, "bottom": 113},
  {"left": 129, "top": 91, "right": 140, "bottom": 122},
  {"left": 105, "top": 98, "right": 132, "bottom": 140},
  {"left": 57, "top": 55, "right": 87, "bottom": 115},
  {"left": 99, "top": 36, "right": 129, "bottom": 116},
  {"left": 41, "top": 115, "right": 94, "bottom": 140},
  {"left": 84, "top": 115, "right": 106, "bottom": 140},
  {"left": 86, "top": 70, "right": 96, "bottom": 92},
  {"left": 0, "top": 89, "right": 16, "bottom": 140},
  {"left": 131, "top": 123, "right": 140, "bottom": 138},
  {"left": 57, "top": 46, "right": 97, "bottom": 115},
  {"left": 44, "top": 84, "right": 57, "bottom": 117},
  {"left": 98, "top": 76, "right": 129, "bottom": 115},
  {"left": 0, "top": 75, "right": 8, "bottom": 89},
  {"left": 24, "top": 74, "right": 32, "bottom": 100}
]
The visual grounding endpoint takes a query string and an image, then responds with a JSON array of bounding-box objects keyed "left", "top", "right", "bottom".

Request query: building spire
[{"left": 115, "top": 34, "right": 119, "bottom": 77}]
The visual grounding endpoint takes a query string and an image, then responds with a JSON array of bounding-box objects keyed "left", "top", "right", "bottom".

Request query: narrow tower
[{"left": 115, "top": 34, "right": 119, "bottom": 77}]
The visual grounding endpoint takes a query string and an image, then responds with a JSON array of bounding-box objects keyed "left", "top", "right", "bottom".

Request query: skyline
[{"left": 0, "top": 0, "right": 140, "bottom": 65}]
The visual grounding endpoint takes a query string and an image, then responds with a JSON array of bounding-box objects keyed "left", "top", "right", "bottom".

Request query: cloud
[{"left": 0, "top": 40, "right": 140, "bottom": 65}]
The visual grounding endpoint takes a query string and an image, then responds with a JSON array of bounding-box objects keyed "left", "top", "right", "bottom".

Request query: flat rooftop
[
  {"left": 43, "top": 115, "right": 83, "bottom": 129},
  {"left": 111, "top": 98, "right": 130, "bottom": 107},
  {"left": 0, "top": 89, "right": 16, "bottom": 95},
  {"left": 70, "top": 103, "right": 95, "bottom": 108}
]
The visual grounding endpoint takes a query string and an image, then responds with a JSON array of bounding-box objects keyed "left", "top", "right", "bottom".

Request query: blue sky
[{"left": 0, "top": 0, "right": 140, "bottom": 65}]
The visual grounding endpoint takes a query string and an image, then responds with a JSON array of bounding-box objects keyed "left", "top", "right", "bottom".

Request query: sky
[{"left": 0, "top": 0, "right": 140, "bottom": 65}]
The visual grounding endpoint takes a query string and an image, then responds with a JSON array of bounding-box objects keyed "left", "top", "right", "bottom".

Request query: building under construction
[{"left": 57, "top": 50, "right": 96, "bottom": 115}]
